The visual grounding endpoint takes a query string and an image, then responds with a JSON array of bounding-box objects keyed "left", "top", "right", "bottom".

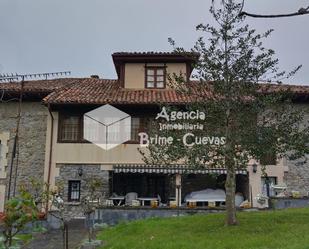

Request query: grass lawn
[{"left": 97, "top": 208, "right": 309, "bottom": 249}]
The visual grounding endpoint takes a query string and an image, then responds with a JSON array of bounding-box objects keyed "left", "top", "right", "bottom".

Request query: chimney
[{"left": 90, "top": 75, "right": 99, "bottom": 79}]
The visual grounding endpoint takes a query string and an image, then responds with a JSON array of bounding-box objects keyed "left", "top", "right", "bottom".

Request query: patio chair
[
  {"left": 104, "top": 199, "right": 114, "bottom": 207},
  {"left": 157, "top": 194, "right": 162, "bottom": 206},
  {"left": 125, "top": 192, "right": 138, "bottom": 206},
  {"left": 131, "top": 200, "right": 140, "bottom": 207}
]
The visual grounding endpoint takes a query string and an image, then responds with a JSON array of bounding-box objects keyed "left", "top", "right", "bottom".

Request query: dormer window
[
  {"left": 113, "top": 52, "right": 198, "bottom": 89},
  {"left": 145, "top": 67, "right": 166, "bottom": 89}
]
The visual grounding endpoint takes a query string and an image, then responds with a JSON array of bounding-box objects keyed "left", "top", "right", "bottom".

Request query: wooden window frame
[
  {"left": 58, "top": 113, "right": 86, "bottom": 143},
  {"left": 144, "top": 66, "right": 166, "bottom": 89},
  {"left": 68, "top": 180, "right": 81, "bottom": 202},
  {"left": 125, "top": 117, "right": 148, "bottom": 144},
  {"left": 58, "top": 113, "right": 151, "bottom": 145}
]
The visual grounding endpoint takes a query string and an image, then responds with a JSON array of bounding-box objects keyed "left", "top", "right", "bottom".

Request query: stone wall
[
  {"left": 284, "top": 160, "right": 309, "bottom": 195},
  {"left": 0, "top": 101, "right": 48, "bottom": 202},
  {"left": 270, "top": 197, "right": 309, "bottom": 209},
  {"left": 284, "top": 104, "right": 309, "bottom": 196},
  {"left": 93, "top": 207, "right": 225, "bottom": 226},
  {"left": 55, "top": 164, "right": 110, "bottom": 218}
]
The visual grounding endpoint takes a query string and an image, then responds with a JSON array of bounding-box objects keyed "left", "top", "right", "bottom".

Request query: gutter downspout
[{"left": 46, "top": 103, "right": 54, "bottom": 212}]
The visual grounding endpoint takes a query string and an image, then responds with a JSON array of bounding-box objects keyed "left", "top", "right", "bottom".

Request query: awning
[{"left": 113, "top": 164, "right": 247, "bottom": 175}]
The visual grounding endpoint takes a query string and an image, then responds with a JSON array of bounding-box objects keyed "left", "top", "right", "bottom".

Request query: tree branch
[{"left": 240, "top": 6, "right": 309, "bottom": 18}]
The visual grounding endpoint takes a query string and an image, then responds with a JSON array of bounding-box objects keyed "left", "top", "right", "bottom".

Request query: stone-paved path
[{"left": 23, "top": 220, "right": 88, "bottom": 249}]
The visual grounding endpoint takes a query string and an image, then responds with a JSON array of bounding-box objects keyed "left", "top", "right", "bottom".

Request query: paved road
[{"left": 23, "top": 220, "right": 88, "bottom": 249}]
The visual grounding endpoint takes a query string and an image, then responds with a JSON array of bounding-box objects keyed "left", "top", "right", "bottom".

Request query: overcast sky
[{"left": 0, "top": 0, "right": 308, "bottom": 85}]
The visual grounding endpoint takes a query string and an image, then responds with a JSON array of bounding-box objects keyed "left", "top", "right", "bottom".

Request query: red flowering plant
[{"left": 0, "top": 212, "right": 5, "bottom": 221}]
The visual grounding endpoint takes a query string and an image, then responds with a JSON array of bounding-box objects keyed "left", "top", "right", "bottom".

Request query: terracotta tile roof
[
  {"left": 0, "top": 78, "right": 79, "bottom": 93},
  {"left": 43, "top": 78, "right": 210, "bottom": 105},
  {"left": 113, "top": 51, "right": 199, "bottom": 57},
  {"left": 112, "top": 52, "right": 199, "bottom": 64},
  {"left": 1, "top": 77, "right": 308, "bottom": 105},
  {"left": 42, "top": 78, "right": 309, "bottom": 105},
  {"left": 259, "top": 83, "right": 309, "bottom": 94}
]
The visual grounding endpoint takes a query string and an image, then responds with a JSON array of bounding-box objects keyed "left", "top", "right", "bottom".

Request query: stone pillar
[
  {"left": 0, "top": 185, "right": 5, "bottom": 212},
  {"left": 248, "top": 163, "right": 264, "bottom": 208},
  {"left": 175, "top": 174, "right": 182, "bottom": 206}
]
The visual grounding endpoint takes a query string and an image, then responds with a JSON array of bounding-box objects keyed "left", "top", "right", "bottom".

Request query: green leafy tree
[
  {"left": 19, "top": 178, "right": 51, "bottom": 213},
  {"left": 0, "top": 188, "right": 38, "bottom": 248},
  {"left": 140, "top": 0, "right": 309, "bottom": 225}
]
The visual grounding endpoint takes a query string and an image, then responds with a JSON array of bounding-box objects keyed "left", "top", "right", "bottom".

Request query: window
[
  {"left": 130, "top": 117, "right": 149, "bottom": 142},
  {"left": 145, "top": 67, "right": 166, "bottom": 88},
  {"left": 58, "top": 114, "right": 83, "bottom": 142},
  {"left": 131, "top": 117, "right": 141, "bottom": 141},
  {"left": 261, "top": 177, "right": 277, "bottom": 197},
  {"left": 68, "top": 180, "right": 81, "bottom": 202}
]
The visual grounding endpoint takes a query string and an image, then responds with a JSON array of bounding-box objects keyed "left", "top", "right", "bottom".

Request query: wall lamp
[
  {"left": 78, "top": 167, "right": 83, "bottom": 177},
  {"left": 252, "top": 163, "right": 257, "bottom": 173}
]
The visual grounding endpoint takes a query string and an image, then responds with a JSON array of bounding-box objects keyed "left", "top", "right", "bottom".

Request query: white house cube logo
[{"left": 83, "top": 104, "right": 131, "bottom": 150}]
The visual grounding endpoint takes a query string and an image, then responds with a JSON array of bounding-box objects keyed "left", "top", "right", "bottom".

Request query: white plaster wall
[
  {"left": 44, "top": 112, "right": 145, "bottom": 187},
  {"left": 247, "top": 159, "right": 288, "bottom": 208}
]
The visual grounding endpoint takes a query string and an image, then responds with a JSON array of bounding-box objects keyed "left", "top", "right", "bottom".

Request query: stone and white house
[{"left": 0, "top": 52, "right": 308, "bottom": 214}]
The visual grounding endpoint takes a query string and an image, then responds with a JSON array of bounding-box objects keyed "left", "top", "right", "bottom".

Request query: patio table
[
  {"left": 186, "top": 198, "right": 225, "bottom": 207},
  {"left": 108, "top": 196, "right": 125, "bottom": 206},
  {"left": 137, "top": 197, "right": 158, "bottom": 206}
]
